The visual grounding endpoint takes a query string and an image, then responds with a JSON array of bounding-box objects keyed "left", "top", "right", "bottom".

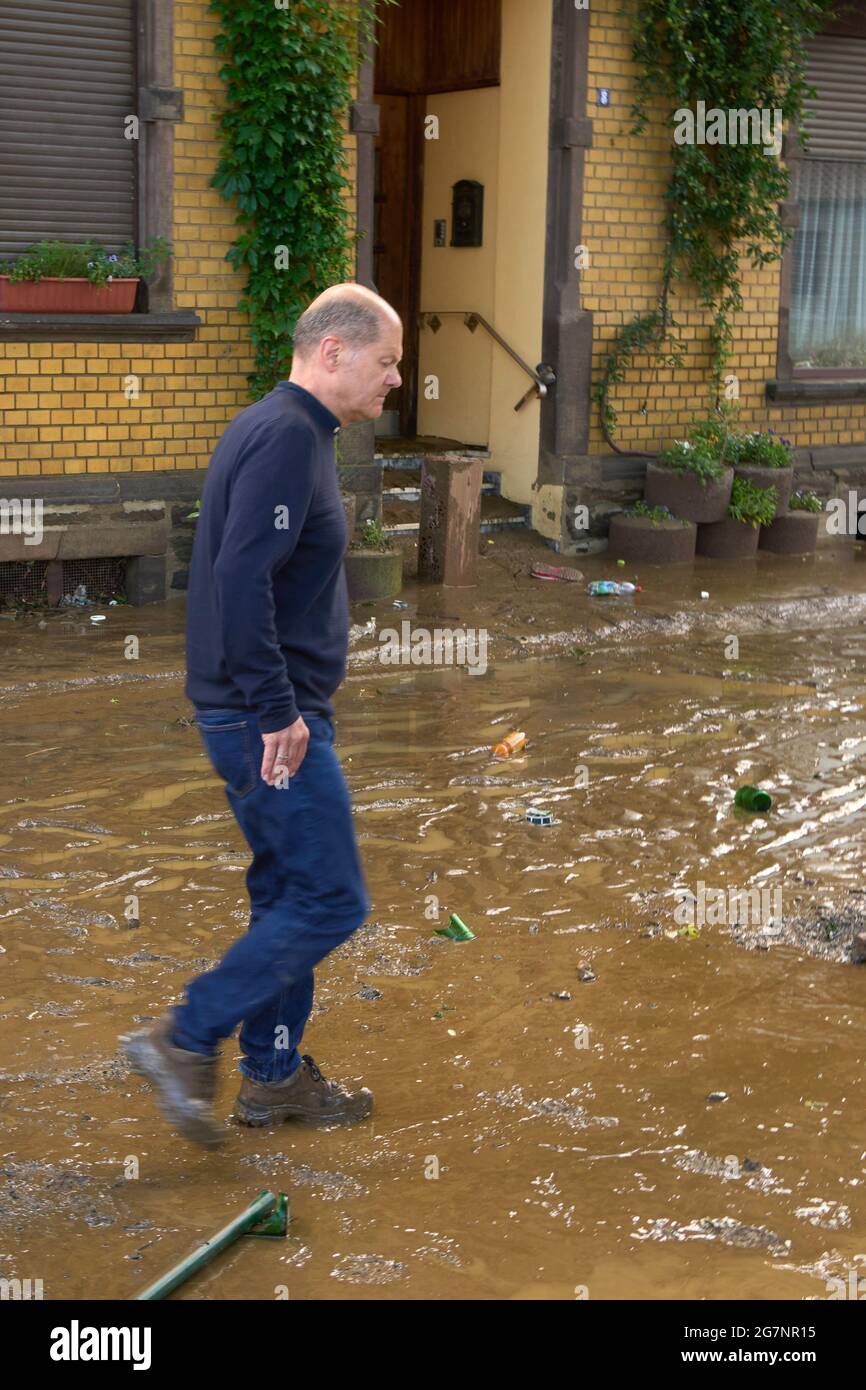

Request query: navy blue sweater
[{"left": 185, "top": 382, "right": 348, "bottom": 733}]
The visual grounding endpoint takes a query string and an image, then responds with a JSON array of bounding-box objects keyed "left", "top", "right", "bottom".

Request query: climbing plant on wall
[
  {"left": 209, "top": 0, "right": 395, "bottom": 399},
  {"left": 595, "top": 0, "right": 835, "bottom": 449}
]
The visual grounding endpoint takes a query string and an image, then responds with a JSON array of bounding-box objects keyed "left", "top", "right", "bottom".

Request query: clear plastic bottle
[{"left": 587, "top": 580, "right": 642, "bottom": 595}]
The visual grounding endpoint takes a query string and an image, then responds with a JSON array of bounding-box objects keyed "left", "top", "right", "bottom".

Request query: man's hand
[{"left": 260, "top": 716, "right": 309, "bottom": 786}]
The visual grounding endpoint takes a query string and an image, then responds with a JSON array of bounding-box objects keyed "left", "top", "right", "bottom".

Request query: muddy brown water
[{"left": 1, "top": 544, "right": 865, "bottom": 1300}]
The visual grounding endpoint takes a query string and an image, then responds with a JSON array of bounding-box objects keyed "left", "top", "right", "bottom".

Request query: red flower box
[{"left": 0, "top": 276, "right": 139, "bottom": 314}]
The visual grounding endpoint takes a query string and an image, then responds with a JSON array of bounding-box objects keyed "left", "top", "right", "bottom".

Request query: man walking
[{"left": 123, "top": 284, "right": 402, "bottom": 1149}]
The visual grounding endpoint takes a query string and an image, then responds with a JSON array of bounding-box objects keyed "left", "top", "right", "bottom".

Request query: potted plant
[
  {"left": 725, "top": 429, "right": 794, "bottom": 517},
  {"left": 697, "top": 476, "right": 777, "bottom": 559},
  {"left": 608, "top": 501, "right": 697, "bottom": 563},
  {"left": 759, "top": 488, "right": 822, "bottom": 555},
  {"left": 0, "top": 237, "right": 171, "bottom": 314},
  {"left": 644, "top": 439, "right": 733, "bottom": 523},
  {"left": 344, "top": 518, "right": 402, "bottom": 601}
]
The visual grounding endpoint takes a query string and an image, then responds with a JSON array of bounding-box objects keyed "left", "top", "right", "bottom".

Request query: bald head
[
  {"left": 288, "top": 282, "right": 403, "bottom": 427},
  {"left": 292, "top": 283, "right": 401, "bottom": 362}
]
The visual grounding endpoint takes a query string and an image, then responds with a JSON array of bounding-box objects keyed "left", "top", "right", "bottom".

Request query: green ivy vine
[
  {"left": 209, "top": 0, "right": 396, "bottom": 399},
  {"left": 595, "top": 0, "right": 835, "bottom": 450}
]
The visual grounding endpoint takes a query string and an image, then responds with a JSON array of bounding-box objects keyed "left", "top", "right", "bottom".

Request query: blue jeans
[{"left": 171, "top": 707, "right": 370, "bottom": 1083}]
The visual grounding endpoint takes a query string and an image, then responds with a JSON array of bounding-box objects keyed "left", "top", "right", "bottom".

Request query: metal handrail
[{"left": 419, "top": 310, "right": 556, "bottom": 411}]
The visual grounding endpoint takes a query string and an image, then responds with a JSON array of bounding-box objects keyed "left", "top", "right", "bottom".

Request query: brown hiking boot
[
  {"left": 234, "top": 1054, "right": 373, "bottom": 1128},
  {"left": 121, "top": 1015, "right": 225, "bottom": 1150}
]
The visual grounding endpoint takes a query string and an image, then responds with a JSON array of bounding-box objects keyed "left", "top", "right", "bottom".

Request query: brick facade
[{"left": 583, "top": 4, "right": 866, "bottom": 455}]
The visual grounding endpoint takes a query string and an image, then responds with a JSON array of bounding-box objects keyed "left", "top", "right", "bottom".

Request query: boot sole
[
  {"left": 122, "top": 1031, "right": 225, "bottom": 1151},
  {"left": 233, "top": 1096, "right": 373, "bottom": 1128}
]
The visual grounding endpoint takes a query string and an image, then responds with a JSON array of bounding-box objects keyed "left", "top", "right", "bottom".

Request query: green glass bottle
[{"left": 734, "top": 785, "right": 772, "bottom": 812}]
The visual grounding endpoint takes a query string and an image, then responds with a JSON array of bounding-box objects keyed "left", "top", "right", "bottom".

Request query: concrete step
[
  {"left": 381, "top": 463, "right": 501, "bottom": 501},
  {"left": 382, "top": 492, "right": 529, "bottom": 536}
]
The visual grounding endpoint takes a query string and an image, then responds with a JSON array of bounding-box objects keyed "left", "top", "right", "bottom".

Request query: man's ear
[{"left": 321, "top": 336, "right": 342, "bottom": 372}]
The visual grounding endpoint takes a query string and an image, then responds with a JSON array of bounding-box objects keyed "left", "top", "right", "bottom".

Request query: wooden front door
[{"left": 373, "top": 92, "right": 425, "bottom": 436}]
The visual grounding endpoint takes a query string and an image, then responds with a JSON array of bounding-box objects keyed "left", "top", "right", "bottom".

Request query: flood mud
[{"left": 1, "top": 534, "right": 864, "bottom": 1300}]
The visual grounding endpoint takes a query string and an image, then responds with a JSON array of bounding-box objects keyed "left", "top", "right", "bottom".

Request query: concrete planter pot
[
  {"left": 759, "top": 509, "right": 820, "bottom": 555},
  {"left": 733, "top": 464, "right": 793, "bottom": 517},
  {"left": 0, "top": 275, "right": 139, "bottom": 313},
  {"left": 696, "top": 517, "right": 760, "bottom": 560},
  {"left": 608, "top": 513, "right": 697, "bottom": 564},
  {"left": 644, "top": 461, "right": 733, "bottom": 523},
  {"left": 344, "top": 548, "right": 402, "bottom": 602}
]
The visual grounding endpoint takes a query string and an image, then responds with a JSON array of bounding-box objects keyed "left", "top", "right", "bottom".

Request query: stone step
[
  {"left": 381, "top": 463, "right": 500, "bottom": 501},
  {"left": 382, "top": 492, "right": 529, "bottom": 536}
]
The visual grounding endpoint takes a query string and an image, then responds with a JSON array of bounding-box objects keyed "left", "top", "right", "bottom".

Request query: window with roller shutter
[
  {"left": 0, "top": 0, "right": 192, "bottom": 337},
  {"left": 0, "top": 0, "right": 138, "bottom": 261},
  {"left": 787, "top": 11, "right": 866, "bottom": 374}
]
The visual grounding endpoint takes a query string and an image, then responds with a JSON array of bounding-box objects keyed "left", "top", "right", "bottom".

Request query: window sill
[
  {"left": 0, "top": 310, "right": 201, "bottom": 343},
  {"left": 766, "top": 379, "right": 866, "bottom": 404}
]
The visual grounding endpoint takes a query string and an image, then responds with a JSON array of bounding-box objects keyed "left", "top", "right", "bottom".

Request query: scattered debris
[
  {"left": 330, "top": 1253, "right": 406, "bottom": 1285},
  {"left": 526, "top": 808, "right": 553, "bottom": 826},
  {"left": 434, "top": 913, "right": 475, "bottom": 942},
  {"left": 432, "top": 1005, "right": 455, "bottom": 1020},
  {"left": 349, "top": 617, "right": 376, "bottom": 643},
  {"left": 492, "top": 729, "right": 526, "bottom": 758},
  {"left": 135, "top": 1191, "right": 289, "bottom": 1300},
  {"left": 631, "top": 1216, "right": 788, "bottom": 1254},
  {"left": 577, "top": 961, "right": 596, "bottom": 983},
  {"left": 59, "top": 584, "right": 91, "bottom": 608},
  {"left": 734, "top": 784, "right": 772, "bottom": 812},
  {"left": 531, "top": 563, "right": 584, "bottom": 583},
  {"left": 588, "top": 580, "right": 641, "bottom": 596},
  {"left": 707, "top": 1091, "right": 728, "bottom": 1103}
]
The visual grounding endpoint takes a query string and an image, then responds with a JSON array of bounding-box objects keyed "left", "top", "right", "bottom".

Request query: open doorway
[{"left": 372, "top": 0, "right": 502, "bottom": 441}]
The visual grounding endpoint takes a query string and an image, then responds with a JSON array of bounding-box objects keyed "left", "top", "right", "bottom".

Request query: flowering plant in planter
[
  {"left": 726, "top": 476, "right": 777, "bottom": 528},
  {"left": 627, "top": 500, "right": 690, "bottom": 526},
  {"left": 789, "top": 488, "right": 822, "bottom": 513},
  {"left": 349, "top": 519, "right": 394, "bottom": 553},
  {"left": 0, "top": 238, "right": 172, "bottom": 314},
  {"left": 656, "top": 439, "right": 728, "bottom": 485},
  {"left": 345, "top": 518, "right": 401, "bottom": 601},
  {"left": 609, "top": 499, "right": 696, "bottom": 563},
  {"left": 7, "top": 238, "right": 171, "bottom": 286},
  {"left": 696, "top": 475, "right": 776, "bottom": 560},
  {"left": 646, "top": 436, "right": 733, "bottom": 525},
  {"left": 724, "top": 429, "right": 792, "bottom": 469},
  {"left": 760, "top": 485, "right": 822, "bottom": 555},
  {"left": 686, "top": 409, "right": 739, "bottom": 464}
]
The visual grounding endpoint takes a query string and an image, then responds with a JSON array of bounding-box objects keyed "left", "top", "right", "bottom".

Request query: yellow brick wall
[
  {"left": 0, "top": 0, "right": 359, "bottom": 479},
  {"left": 584, "top": 1, "right": 866, "bottom": 453}
]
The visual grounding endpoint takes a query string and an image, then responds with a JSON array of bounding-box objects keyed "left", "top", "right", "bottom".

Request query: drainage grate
[
  {"left": 0, "top": 556, "right": 127, "bottom": 607},
  {"left": 60, "top": 557, "right": 127, "bottom": 603},
  {"left": 0, "top": 559, "right": 48, "bottom": 603}
]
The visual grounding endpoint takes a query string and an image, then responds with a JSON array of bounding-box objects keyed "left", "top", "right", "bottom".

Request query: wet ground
[{"left": 1, "top": 533, "right": 865, "bottom": 1301}]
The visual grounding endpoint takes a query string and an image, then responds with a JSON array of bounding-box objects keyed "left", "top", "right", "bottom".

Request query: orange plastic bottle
[{"left": 492, "top": 730, "right": 527, "bottom": 758}]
